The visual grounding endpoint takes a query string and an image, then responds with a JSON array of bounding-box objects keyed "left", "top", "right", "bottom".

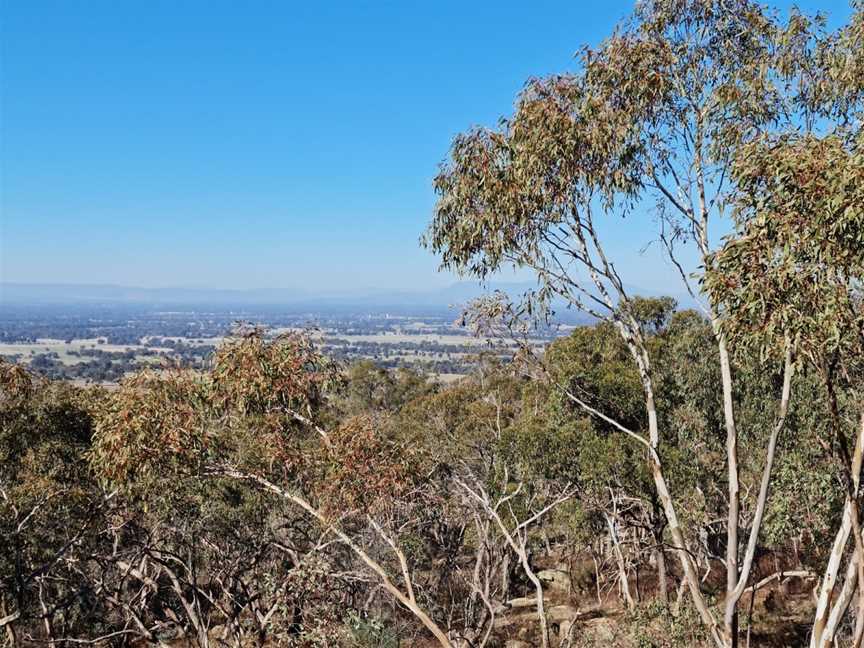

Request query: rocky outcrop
[
  {"left": 537, "top": 568, "right": 572, "bottom": 594},
  {"left": 493, "top": 595, "right": 605, "bottom": 646}
]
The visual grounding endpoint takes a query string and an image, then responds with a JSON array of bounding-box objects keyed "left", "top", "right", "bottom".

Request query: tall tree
[
  {"left": 89, "top": 332, "right": 457, "bottom": 647},
  {"left": 424, "top": 1, "right": 847, "bottom": 644},
  {"left": 708, "top": 133, "right": 864, "bottom": 648}
]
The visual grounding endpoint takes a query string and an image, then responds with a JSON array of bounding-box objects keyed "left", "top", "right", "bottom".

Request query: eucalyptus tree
[
  {"left": 0, "top": 362, "right": 110, "bottom": 646},
  {"left": 398, "top": 368, "right": 577, "bottom": 648},
  {"left": 706, "top": 5, "right": 863, "bottom": 643},
  {"left": 708, "top": 133, "right": 864, "bottom": 647},
  {"left": 424, "top": 1, "right": 841, "bottom": 645},
  {"left": 89, "top": 332, "right": 457, "bottom": 647}
]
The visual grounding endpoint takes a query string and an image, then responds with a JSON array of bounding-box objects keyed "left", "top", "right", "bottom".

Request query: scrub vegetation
[{"left": 2, "top": 0, "right": 863, "bottom": 646}]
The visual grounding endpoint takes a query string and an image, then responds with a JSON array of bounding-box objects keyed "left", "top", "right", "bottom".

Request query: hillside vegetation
[{"left": 2, "top": 0, "right": 864, "bottom": 646}]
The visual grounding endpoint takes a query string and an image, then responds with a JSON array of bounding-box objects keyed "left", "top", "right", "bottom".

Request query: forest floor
[{"left": 488, "top": 554, "right": 821, "bottom": 648}]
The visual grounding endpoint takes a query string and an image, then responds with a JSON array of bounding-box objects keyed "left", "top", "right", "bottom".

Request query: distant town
[{"left": 0, "top": 301, "right": 567, "bottom": 383}]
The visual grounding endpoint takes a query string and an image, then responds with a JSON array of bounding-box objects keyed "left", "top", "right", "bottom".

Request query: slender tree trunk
[
  {"left": 722, "top": 346, "right": 794, "bottom": 648},
  {"left": 593, "top": 552, "right": 602, "bottom": 604},
  {"left": 820, "top": 551, "right": 858, "bottom": 647},
  {"left": 812, "top": 501, "right": 854, "bottom": 647},
  {"left": 613, "top": 321, "right": 725, "bottom": 646},
  {"left": 642, "top": 389, "right": 725, "bottom": 648},
  {"left": 656, "top": 545, "right": 668, "bottom": 605},
  {"left": 673, "top": 576, "right": 688, "bottom": 616},
  {"left": 501, "top": 551, "right": 511, "bottom": 599},
  {"left": 834, "top": 406, "right": 864, "bottom": 645},
  {"left": 37, "top": 579, "right": 55, "bottom": 646},
  {"left": 693, "top": 125, "right": 739, "bottom": 648},
  {"left": 522, "top": 556, "right": 551, "bottom": 648},
  {"left": 853, "top": 600, "right": 864, "bottom": 648},
  {"left": 652, "top": 504, "right": 669, "bottom": 606},
  {"left": 811, "top": 413, "right": 864, "bottom": 648},
  {"left": 606, "top": 513, "right": 634, "bottom": 609},
  {"left": 716, "top": 333, "right": 740, "bottom": 648}
]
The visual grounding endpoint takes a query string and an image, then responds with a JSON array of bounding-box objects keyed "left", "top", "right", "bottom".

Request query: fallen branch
[{"left": 744, "top": 570, "right": 815, "bottom": 594}]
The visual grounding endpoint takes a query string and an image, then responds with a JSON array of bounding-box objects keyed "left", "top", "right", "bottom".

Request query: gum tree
[
  {"left": 89, "top": 332, "right": 457, "bottom": 647},
  {"left": 708, "top": 134, "right": 864, "bottom": 648},
  {"left": 424, "top": 1, "right": 839, "bottom": 644},
  {"left": 0, "top": 362, "right": 109, "bottom": 646}
]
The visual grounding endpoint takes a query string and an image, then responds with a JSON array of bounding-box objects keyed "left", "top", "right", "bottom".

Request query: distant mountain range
[
  {"left": 0, "top": 281, "right": 699, "bottom": 317},
  {"left": 0, "top": 281, "right": 533, "bottom": 307}
]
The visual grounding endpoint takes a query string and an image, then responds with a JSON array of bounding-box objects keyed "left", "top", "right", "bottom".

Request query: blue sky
[{"left": 0, "top": 0, "right": 854, "bottom": 295}]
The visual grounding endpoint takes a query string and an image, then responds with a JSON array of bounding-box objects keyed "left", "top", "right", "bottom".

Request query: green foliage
[
  {"left": 707, "top": 135, "right": 864, "bottom": 365},
  {"left": 0, "top": 361, "right": 105, "bottom": 640},
  {"left": 347, "top": 613, "right": 400, "bottom": 648},
  {"left": 340, "top": 360, "right": 435, "bottom": 416},
  {"left": 545, "top": 323, "right": 646, "bottom": 434},
  {"left": 6, "top": 3, "right": 864, "bottom": 645},
  {"left": 625, "top": 601, "right": 709, "bottom": 648}
]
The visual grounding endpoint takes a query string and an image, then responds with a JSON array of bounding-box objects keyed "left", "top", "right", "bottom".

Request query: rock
[
  {"left": 584, "top": 617, "right": 615, "bottom": 643},
  {"left": 507, "top": 596, "right": 540, "bottom": 609},
  {"left": 547, "top": 604, "right": 579, "bottom": 623},
  {"left": 538, "top": 568, "right": 571, "bottom": 592},
  {"left": 493, "top": 603, "right": 580, "bottom": 629}
]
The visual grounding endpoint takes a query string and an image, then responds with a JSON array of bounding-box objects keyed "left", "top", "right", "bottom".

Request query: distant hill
[
  {"left": 0, "top": 283, "right": 307, "bottom": 305},
  {"left": 0, "top": 281, "right": 698, "bottom": 319},
  {"left": 0, "top": 281, "right": 543, "bottom": 307}
]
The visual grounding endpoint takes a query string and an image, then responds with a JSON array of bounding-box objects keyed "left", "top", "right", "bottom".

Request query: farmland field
[{"left": 0, "top": 307, "right": 563, "bottom": 383}]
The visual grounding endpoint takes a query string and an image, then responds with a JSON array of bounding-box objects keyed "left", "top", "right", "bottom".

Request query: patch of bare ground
[
  {"left": 122, "top": 555, "right": 820, "bottom": 647},
  {"left": 488, "top": 553, "right": 820, "bottom": 648}
]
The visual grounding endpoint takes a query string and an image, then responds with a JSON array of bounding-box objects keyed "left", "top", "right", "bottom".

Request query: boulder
[
  {"left": 493, "top": 603, "right": 580, "bottom": 629},
  {"left": 507, "top": 596, "right": 540, "bottom": 609},
  {"left": 547, "top": 604, "right": 579, "bottom": 623},
  {"left": 584, "top": 617, "right": 615, "bottom": 643},
  {"left": 538, "top": 568, "right": 572, "bottom": 593}
]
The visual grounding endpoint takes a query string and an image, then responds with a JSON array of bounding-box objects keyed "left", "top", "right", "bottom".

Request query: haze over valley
[{"left": 2, "top": 1, "right": 862, "bottom": 647}]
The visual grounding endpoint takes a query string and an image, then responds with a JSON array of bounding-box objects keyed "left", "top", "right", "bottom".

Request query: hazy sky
[{"left": 1, "top": 0, "right": 854, "bottom": 294}]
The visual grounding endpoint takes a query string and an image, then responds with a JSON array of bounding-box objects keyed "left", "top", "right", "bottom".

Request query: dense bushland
[
  {"left": 3, "top": 0, "right": 863, "bottom": 645},
  {"left": 0, "top": 313, "right": 854, "bottom": 646}
]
